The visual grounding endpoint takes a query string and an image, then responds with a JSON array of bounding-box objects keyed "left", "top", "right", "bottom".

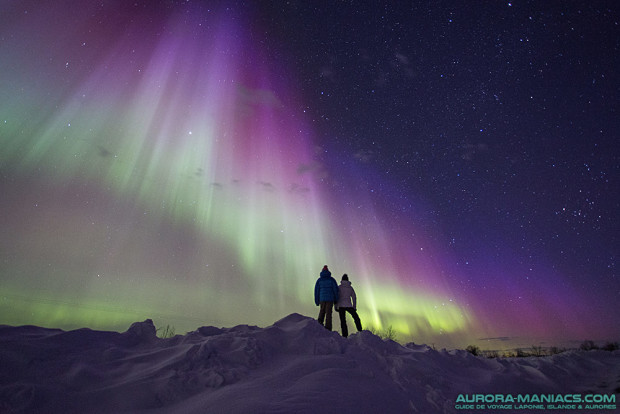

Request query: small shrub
[
  {"left": 366, "top": 325, "right": 398, "bottom": 342},
  {"left": 580, "top": 340, "right": 598, "bottom": 351},
  {"left": 383, "top": 325, "right": 397, "bottom": 342},
  {"left": 366, "top": 326, "right": 379, "bottom": 337},
  {"left": 602, "top": 342, "right": 619, "bottom": 351},
  {"left": 484, "top": 350, "right": 500, "bottom": 359},
  {"left": 157, "top": 324, "right": 176, "bottom": 338},
  {"left": 531, "top": 345, "right": 544, "bottom": 357},
  {"left": 516, "top": 348, "right": 528, "bottom": 357},
  {"left": 466, "top": 345, "right": 480, "bottom": 356}
]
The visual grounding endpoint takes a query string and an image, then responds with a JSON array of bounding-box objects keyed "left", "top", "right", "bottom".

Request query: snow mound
[{"left": 0, "top": 315, "right": 618, "bottom": 413}]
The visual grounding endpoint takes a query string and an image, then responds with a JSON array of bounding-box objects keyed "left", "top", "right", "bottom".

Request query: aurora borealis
[{"left": 1, "top": 1, "right": 618, "bottom": 349}]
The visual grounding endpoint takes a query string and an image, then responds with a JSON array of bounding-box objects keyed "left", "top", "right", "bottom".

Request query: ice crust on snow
[{"left": 0, "top": 313, "right": 618, "bottom": 413}]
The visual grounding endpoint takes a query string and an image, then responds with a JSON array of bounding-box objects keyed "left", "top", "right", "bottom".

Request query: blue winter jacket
[{"left": 314, "top": 269, "right": 339, "bottom": 305}]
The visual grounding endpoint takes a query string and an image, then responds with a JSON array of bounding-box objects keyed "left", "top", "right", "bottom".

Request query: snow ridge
[{"left": 0, "top": 314, "right": 618, "bottom": 413}]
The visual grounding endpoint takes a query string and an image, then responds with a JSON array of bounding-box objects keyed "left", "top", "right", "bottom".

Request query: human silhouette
[
  {"left": 335, "top": 274, "right": 362, "bottom": 337},
  {"left": 314, "top": 265, "right": 339, "bottom": 330}
]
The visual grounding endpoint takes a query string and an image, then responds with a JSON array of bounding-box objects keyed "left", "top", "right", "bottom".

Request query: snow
[{"left": 0, "top": 313, "right": 618, "bottom": 413}]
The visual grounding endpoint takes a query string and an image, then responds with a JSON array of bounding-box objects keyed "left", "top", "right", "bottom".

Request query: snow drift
[{"left": 0, "top": 313, "right": 618, "bottom": 413}]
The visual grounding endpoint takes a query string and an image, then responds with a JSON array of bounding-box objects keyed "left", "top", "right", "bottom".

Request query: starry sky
[{"left": 0, "top": 0, "right": 618, "bottom": 349}]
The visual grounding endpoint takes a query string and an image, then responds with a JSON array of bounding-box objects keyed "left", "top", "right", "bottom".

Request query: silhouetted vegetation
[
  {"left": 580, "top": 340, "right": 599, "bottom": 351},
  {"left": 549, "top": 346, "right": 561, "bottom": 355},
  {"left": 367, "top": 325, "right": 398, "bottom": 342},
  {"left": 465, "top": 339, "right": 620, "bottom": 358},
  {"left": 530, "top": 345, "right": 544, "bottom": 357},
  {"left": 466, "top": 345, "right": 480, "bottom": 356},
  {"left": 577, "top": 340, "right": 620, "bottom": 351},
  {"left": 157, "top": 324, "right": 176, "bottom": 338},
  {"left": 483, "top": 350, "right": 499, "bottom": 359},
  {"left": 469, "top": 345, "right": 568, "bottom": 358},
  {"left": 383, "top": 325, "right": 397, "bottom": 341},
  {"left": 516, "top": 348, "right": 528, "bottom": 358}
]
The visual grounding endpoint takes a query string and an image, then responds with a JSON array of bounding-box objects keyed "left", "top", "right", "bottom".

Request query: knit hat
[
  {"left": 342, "top": 274, "right": 349, "bottom": 281},
  {"left": 323, "top": 265, "right": 328, "bottom": 270}
]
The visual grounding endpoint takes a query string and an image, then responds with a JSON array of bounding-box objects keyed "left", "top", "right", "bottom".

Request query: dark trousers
[
  {"left": 317, "top": 301, "right": 334, "bottom": 330},
  {"left": 338, "top": 307, "right": 362, "bottom": 337}
]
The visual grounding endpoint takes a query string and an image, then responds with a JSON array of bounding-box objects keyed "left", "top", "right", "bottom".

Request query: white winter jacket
[{"left": 336, "top": 280, "right": 357, "bottom": 309}]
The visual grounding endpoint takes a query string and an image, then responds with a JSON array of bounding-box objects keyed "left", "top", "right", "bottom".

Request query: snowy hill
[{"left": 0, "top": 313, "right": 618, "bottom": 413}]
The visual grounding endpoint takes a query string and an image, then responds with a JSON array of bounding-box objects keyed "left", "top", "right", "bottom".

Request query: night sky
[{"left": 1, "top": 1, "right": 618, "bottom": 349}]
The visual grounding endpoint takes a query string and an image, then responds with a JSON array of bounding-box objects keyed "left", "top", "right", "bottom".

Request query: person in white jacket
[{"left": 335, "top": 274, "right": 363, "bottom": 337}]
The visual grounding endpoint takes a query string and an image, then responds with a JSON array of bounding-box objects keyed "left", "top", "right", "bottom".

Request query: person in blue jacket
[{"left": 314, "top": 265, "right": 339, "bottom": 330}]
